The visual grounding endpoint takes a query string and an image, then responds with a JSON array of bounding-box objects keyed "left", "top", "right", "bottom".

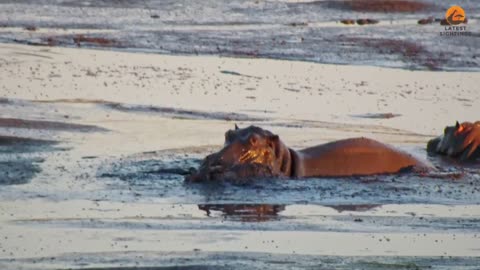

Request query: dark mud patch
[
  {"left": 35, "top": 99, "right": 266, "bottom": 121},
  {"left": 0, "top": 135, "right": 55, "bottom": 145},
  {"left": 0, "top": 158, "right": 43, "bottom": 185},
  {"left": 34, "top": 34, "right": 119, "bottom": 47},
  {"left": 327, "top": 204, "right": 381, "bottom": 212},
  {"left": 338, "top": 37, "right": 443, "bottom": 70},
  {"left": 103, "top": 103, "right": 266, "bottom": 122},
  {"left": 35, "top": 98, "right": 111, "bottom": 104},
  {"left": 352, "top": 113, "right": 402, "bottom": 119},
  {"left": 98, "top": 151, "right": 201, "bottom": 189},
  {"left": 8, "top": 34, "right": 119, "bottom": 47},
  {"left": 198, "top": 204, "right": 286, "bottom": 222},
  {"left": 0, "top": 135, "right": 60, "bottom": 185},
  {"left": 73, "top": 34, "right": 117, "bottom": 47},
  {"left": 0, "top": 98, "right": 12, "bottom": 104},
  {"left": 24, "top": 26, "right": 37, "bottom": 31},
  {"left": 284, "top": 87, "right": 301, "bottom": 93},
  {"left": 321, "top": 0, "right": 434, "bottom": 13},
  {"left": 0, "top": 135, "right": 57, "bottom": 153},
  {"left": 220, "top": 70, "right": 262, "bottom": 79},
  {"left": 242, "top": 109, "right": 276, "bottom": 114},
  {"left": 99, "top": 149, "right": 480, "bottom": 205},
  {"left": 0, "top": 117, "right": 108, "bottom": 132},
  {"left": 341, "top": 19, "right": 380, "bottom": 25}
]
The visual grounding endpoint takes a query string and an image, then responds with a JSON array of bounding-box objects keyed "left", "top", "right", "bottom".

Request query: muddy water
[
  {"left": 0, "top": 0, "right": 479, "bottom": 71},
  {"left": 0, "top": 99, "right": 479, "bottom": 269}
]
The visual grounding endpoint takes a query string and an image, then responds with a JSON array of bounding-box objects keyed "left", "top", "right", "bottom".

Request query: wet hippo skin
[
  {"left": 428, "top": 121, "right": 480, "bottom": 161},
  {"left": 291, "top": 137, "right": 429, "bottom": 177},
  {"left": 186, "top": 125, "right": 431, "bottom": 182}
]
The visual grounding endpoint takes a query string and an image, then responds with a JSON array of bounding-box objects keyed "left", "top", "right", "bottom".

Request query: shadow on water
[{"left": 0, "top": 135, "right": 59, "bottom": 185}]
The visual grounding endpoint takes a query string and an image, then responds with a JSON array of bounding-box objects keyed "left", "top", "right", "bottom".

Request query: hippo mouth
[
  {"left": 238, "top": 149, "right": 274, "bottom": 165},
  {"left": 185, "top": 151, "right": 277, "bottom": 183}
]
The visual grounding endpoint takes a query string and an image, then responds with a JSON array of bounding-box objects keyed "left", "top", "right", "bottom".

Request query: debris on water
[
  {"left": 288, "top": 22, "right": 308, "bottom": 27},
  {"left": 340, "top": 19, "right": 356, "bottom": 25},
  {"left": 356, "top": 19, "right": 380, "bottom": 25},
  {"left": 73, "top": 34, "right": 117, "bottom": 47},
  {"left": 418, "top": 17, "right": 435, "bottom": 25},
  {"left": 24, "top": 26, "right": 37, "bottom": 31},
  {"left": 322, "top": 0, "right": 434, "bottom": 13}
]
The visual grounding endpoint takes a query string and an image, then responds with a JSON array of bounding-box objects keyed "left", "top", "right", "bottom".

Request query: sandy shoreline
[
  {"left": 1, "top": 43, "right": 479, "bottom": 269},
  {"left": 1, "top": 43, "right": 479, "bottom": 136}
]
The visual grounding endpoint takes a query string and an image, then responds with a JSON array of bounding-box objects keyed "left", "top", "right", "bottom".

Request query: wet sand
[{"left": 0, "top": 43, "right": 479, "bottom": 269}]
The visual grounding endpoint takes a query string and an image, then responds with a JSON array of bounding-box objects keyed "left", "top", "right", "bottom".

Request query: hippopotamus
[
  {"left": 427, "top": 121, "right": 480, "bottom": 161},
  {"left": 186, "top": 121, "right": 480, "bottom": 182},
  {"left": 185, "top": 125, "right": 432, "bottom": 182}
]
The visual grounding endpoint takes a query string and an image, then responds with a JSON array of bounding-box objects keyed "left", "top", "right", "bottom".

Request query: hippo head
[
  {"left": 433, "top": 121, "right": 459, "bottom": 154},
  {"left": 429, "top": 121, "right": 480, "bottom": 161},
  {"left": 219, "top": 124, "right": 279, "bottom": 168},
  {"left": 186, "top": 125, "right": 292, "bottom": 182}
]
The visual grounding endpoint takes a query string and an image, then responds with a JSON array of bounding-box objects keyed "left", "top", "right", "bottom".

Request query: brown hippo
[
  {"left": 427, "top": 121, "right": 480, "bottom": 161},
  {"left": 187, "top": 121, "right": 480, "bottom": 182},
  {"left": 186, "top": 125, "right": 432, "bottom": 182}
]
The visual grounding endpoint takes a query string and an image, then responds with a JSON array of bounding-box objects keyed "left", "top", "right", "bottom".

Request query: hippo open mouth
[{"left": 185, "top": 125, "right": 284, "bottom": 183}]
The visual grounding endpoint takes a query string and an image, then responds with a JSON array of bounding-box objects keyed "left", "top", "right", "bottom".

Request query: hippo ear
[
  {"left": 269, "top": 135, "right": 279, "bottom": 141},
  {"left": 455, "top": 121, "right": 460, "bottom": 129},
  {"left": 235, "top": 124, "right": 239, "bottom": 130}
]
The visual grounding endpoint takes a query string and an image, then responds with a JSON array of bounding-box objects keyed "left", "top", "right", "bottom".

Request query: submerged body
[
  {"left": 427, "top": 121, "right": 480, "bottom": 161},
  {"left": 186, "top": 121, "right": 479, "bottom": 182},
  {"left": 292, "top": 137, "right": 428, "bottom": 177},
  {"left": 186, "top": 125, "right": 430, "bottom": 182}
]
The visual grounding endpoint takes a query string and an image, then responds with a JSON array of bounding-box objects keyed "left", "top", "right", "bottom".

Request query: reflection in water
[{"left": 198, "top": 204, "right": 286, "bottom": 222}]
